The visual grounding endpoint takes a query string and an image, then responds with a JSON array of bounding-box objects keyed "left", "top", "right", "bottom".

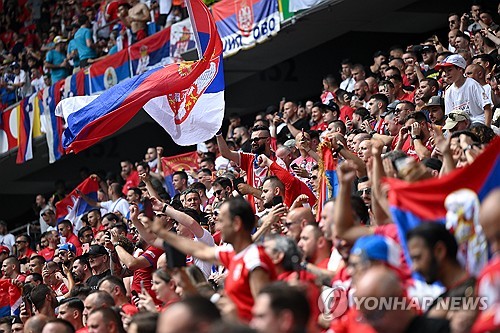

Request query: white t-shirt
[
  {"left": 340, "top": 77, "right": 355, "bottom": 92},
  {"left": 100, "top": 197, "right": 130, "bottom": 217},
  {"left": 39, "top": 205, "right": 52, "bottom": 234},
  {"left": 444, "top": 77, "right": 490, "bottom": 124},
  {"left": 0, "top": 233, "right": 15, "bottom": 253},
  {"left": 193, "top": 228, "right": 215, "bottom": 278}
]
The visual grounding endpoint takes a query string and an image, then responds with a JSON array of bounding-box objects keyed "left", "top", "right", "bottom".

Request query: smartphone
[
  {"left": 82, "top": 243, "right": 90, "bottom": 254},
  {"left": 233, "top": 177, "right": 245, "bottom": 195},
  {"left": 272, "top": 196, "right": 283, "bottom": 206},
  {"left": 290, "top": 163, "right": 298, "bottom": 170}
]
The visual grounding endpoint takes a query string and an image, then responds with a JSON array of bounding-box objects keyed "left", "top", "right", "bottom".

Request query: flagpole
[{"left": 185, "top": 0, "right": 203, "bottom": 60}]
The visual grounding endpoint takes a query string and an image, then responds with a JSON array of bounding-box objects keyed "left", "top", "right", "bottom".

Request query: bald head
[
  {"left": 285, "top": 207, "right": 315, "bottom": 242},
  {"left": 288, "top": 207, "right": 315, "bottom": 225},
  {"left": 480, "top": 189, "right": 500, "bottom": 254},
  {"left": 465, "top": 64, "right": 485, "bottom": 83},
  {"left": 25, "top": 314, "right": 49, "bottom": 333},
  {"left": 356, "top": 266, "right": 403, "bottom": 298}
]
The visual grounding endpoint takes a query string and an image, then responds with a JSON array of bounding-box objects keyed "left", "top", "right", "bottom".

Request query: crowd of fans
[
  {"left": 1, "top": 1, "right": 500, "bottom": 333},
  {"left": 0, "top": 0, "right": 186, "bottom": 108}
]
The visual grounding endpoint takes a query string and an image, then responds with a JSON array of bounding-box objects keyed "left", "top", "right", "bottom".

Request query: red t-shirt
[
  {"left": 311, "top": 122, "right": 328, "bottom": 132},
  {"left": 330, "top": 307, "right": 377, "bottom": 333},
  {"left": 269, "top": 162, "right": 316, "bottom": 208},
  {"left": 76, "top": 327, "right": 88, "bottom": 333},
  {"left": 239, "top": 152, "right": 275, "bottom": 210},
  {"left": 340, "top": 106, "right": 355, "bottom": 122},
  {"left": 216, "top": 243, "right": 276, "bottom": 322},
  {"left": 121, "top": 303, "right": 139, "bottom": 316},
  {"left": 122, "top": 171, "right": 140, "bottom": 196},
  {"left": 316, "top": 257, "right": 330, "bottom": 270},
  {"left": 131, "top": 246, "right": 164, "bottom": 299},
  {"left": 38, "top": 247, "right": 55, "bottom": 261},
  {"left": 18, "top": 248, "right": 36, "bottom": 262},
  {"left": 66, "top": 233, "right": 82, "bottom": 247},
  {"left": 278, "top": 270, "right": 321, "bottom": 333}
]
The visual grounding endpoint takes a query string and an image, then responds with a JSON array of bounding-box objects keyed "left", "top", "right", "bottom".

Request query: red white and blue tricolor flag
[
  {"left": 316, "top": 141, "right": 339, "bottom": 221},
  {"left": 0, "top": 279, "right": 22, "bottom": 316},
  {"left": 387, "top": 137, "right": 500, "bottom": 276},
  {"left": 56, "top": 0, "right": 224, "bottom": 154},
  {"left": 55, "top": 176, "right": 99, "bottom": 231}
]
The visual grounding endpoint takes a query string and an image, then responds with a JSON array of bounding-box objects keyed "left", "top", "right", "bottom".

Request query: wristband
[
  {"left": 411, "top": 135, "right": 421, "bottom": 140},
  {"left": 216, "top": 129, "right": 222, "bottom": 136},
  {"left": 113, "top": 242, "right": 120, "bottom": 248},
  {"left": 334, "top": 144, "right": 344, "bottom": 154},
  {"left": 162, "top": 203, "right": 169, "bottom": 213}
]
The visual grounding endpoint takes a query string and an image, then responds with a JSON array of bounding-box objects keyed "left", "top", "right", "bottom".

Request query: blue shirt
[
  {"left": 67, "top": 39, "right": 80, "bottom": 67},
  {"left": 45, "top": 49, "right": 69, "bottom": 83},
  {"left": 74, "top": 27, "right": 96, "bottom": 61}
]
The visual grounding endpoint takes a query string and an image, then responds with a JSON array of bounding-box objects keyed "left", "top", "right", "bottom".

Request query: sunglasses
[
  {"left": 214, "top": 189, "right": 224, "bottom": 196},
  {"left": 251, "top": 137, "right": 269, "bottom": 143},
  {"left": 310, "top": 175, "right": 318, "bottom": 180},
  {"left": 15, "top": 240, "right": 26, "bottom": 244},
  {"left": 357, "top": 188, "right": 372, "bottom": 196}
]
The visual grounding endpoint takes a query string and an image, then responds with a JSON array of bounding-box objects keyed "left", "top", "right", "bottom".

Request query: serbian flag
[
  {"left": 316, "top": 141, "right": 339, "bottom": 221},
  {"left": 57, "top": 0, "right": 224, "bottom": 154},
  {"left": 41, "top": 82, "right": 65, "bottom": 163},
  {"left": 0, "top": 279, "right": 22, "bottom": 316},
  {"left": 55, "top": 176, "right": 99, "bottom": 232},
  {"left": 387, "top": 138, "right": 500, "bottom": 276},
  {"left": 161, "top": 150, "right": 198, "bottom": 196}
]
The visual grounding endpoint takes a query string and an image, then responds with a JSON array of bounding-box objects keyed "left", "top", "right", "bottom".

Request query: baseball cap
[
  {"left": 381, "top": 100, "right": 400, "bottom": 118},
  {"left": 435, "top": 54, "right": 467, "bottom": 70},
  {"left": 324, "top": 100, "right": 339, "bottom": 113},
  {"left": 442, "top": 110, "right": 470, "bottom": 130},
  {"left": 58, "top": 243, "right": 76, "bottom": 253},
  {"left": 421, "top": 45, "right": 437, "bottom": 53},
  {"left": 86, "top": 244, "right": 108, "bottom": 256},
  {"left": 0, "top": 246, "right": 10, "bottom": 255},
  {"left": 351, "top": 235, "right": 401, "bottom": 268},
  {"left": 53, "top": 36, "right": 68, "bottom": 44},
  {"left": 10, "top": 62, "right": 20, "bottom": 69},
  {"left": 426, "top": 96, "right": 445, "bottom": 108}
]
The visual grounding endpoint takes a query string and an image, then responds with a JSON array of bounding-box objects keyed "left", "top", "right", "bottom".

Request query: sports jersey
[
  {"left": 269, "top": 162, "right": 316, "bottom": 208},
  {"left": 122, "top": 170, "right": 140, "bottom": 195},
  {"left": 38, "top": 247, "right": 55, "bottom": 261},
  {"left": 215, "top": 243, "right": 276, "bottom": 322},
  {"left": 131, "top": 246, "right": 164, "bottom": 298},
  {"left": 238, "top": 152, "right": 275, "bottom": 210}
]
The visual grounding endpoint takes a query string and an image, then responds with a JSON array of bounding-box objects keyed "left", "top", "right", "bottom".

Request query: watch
[
  {"left": 113, "top": 242, "right": 121, "bottom": 248},
  {"left": 162, "top": 203, "right": 169, "bottom": 213},
  {"left": 411, "top": 135, "right": 421, "bottom": 140}
]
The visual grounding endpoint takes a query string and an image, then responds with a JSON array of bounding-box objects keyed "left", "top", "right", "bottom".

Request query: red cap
[{"left": 0, "top": 246, "right": 10, "bottom": 255}]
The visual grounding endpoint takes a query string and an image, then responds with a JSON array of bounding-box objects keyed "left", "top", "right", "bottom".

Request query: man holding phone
[{"left": 150, "top": 197, "right": 276, "bottom": 323}]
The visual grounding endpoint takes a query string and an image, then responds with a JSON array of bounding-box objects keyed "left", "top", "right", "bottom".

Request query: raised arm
[
  {"left": 216, "top": 133, "right": 240, "bottom": 164},
  {"left": 150, "top": 198, "right": 219, "bottom": 264},
  {"left": 334, "top": 161, "right": 373, "bottom": 243}
]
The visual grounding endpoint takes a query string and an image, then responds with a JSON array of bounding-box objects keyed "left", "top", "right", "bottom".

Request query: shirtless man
[{"left": 127, "top": 0, "right": 151, "bottom": 42}]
